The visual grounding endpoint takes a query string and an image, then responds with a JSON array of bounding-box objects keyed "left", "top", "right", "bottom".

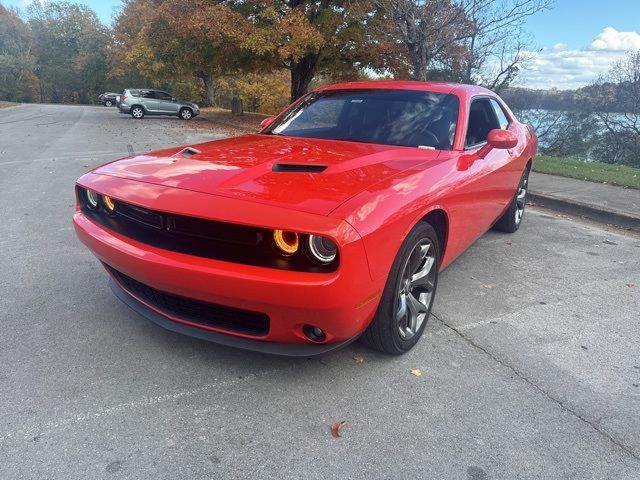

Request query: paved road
[{"left": 1, "top": 104, "right": 639, "bottom": 479}]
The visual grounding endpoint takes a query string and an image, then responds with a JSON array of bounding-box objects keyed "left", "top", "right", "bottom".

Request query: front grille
[
  {"left": 76, "top": 186, "right": 337, "bottom": 273},
  {"left": 108, "top": 266, "right": 270, "bottom": 337}
]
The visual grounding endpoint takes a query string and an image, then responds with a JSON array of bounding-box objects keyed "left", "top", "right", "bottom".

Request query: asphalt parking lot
[{"left": 1, "top": 104, "right": 639, "bottom": 479}]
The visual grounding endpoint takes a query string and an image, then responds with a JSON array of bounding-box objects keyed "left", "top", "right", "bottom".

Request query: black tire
[
  {"left": 105, "top": 100, "right": 113, "bottom": 107},
  {"left": 360, "top": 222, "right": 440, "bottom": 355},
  {"left": 493, "top": 167, "right": 530, "bottom": 233},
  {"left": 130, "top": 105, "right": 145, "bottom": 119},
  {"left": 179, "top": 107, "right": 193, "bottom": 120}
]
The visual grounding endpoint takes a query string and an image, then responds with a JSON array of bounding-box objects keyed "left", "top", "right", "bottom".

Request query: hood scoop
[
  {"left": 272, "top": 163, "right": 327, "bottom": 173},
  {"left": 178, "top": 147, "right": 201, "bottom": 158}
]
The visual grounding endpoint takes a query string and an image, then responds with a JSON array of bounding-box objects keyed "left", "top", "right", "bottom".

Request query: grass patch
[{"left": 533, "top": 155, "right": 640, "bottom": 189}]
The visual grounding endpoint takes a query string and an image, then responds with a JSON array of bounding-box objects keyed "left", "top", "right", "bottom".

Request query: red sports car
[{"left": 74, "top": 81, "right": 537, "bottom": 356}]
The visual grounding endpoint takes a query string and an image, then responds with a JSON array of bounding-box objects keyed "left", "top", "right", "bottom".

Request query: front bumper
[
  {"left": 109, "top": 278, "right": 360, "bottom": 356},
  {"left": 72, "top": 177, "right": 382, "bottom": 354}
]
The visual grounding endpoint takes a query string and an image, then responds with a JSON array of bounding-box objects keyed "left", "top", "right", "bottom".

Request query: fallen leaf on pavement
[
  {"left": 353, "top": 355, "right": 364, "bottom": 364},
  {"left": 627, "top": 283, "right": 635, "bottom": 288},
  {"left": 483, "top": 283, "right": 494, "bottom": 289},
  {"left": 331, "top": 421, "right": 348, "bottom": 437},
  {"left": 410, "top": 369, "right": 422, "bottom": 377}
]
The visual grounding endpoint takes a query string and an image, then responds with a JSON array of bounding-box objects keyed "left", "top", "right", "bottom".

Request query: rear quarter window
[
  {"left": 128, "top": 90, "right": 141, "bottom": 97},
  {"left": 490, "top": 99, "right": 510, "bottom": 130}
]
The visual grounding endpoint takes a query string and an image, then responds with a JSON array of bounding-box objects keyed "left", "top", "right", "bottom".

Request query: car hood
[{"left": 93, "top": 134, "right": 441, "bottom": 216}]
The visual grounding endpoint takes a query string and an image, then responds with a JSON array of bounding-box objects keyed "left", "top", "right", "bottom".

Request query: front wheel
[
  {"left": 179, "top": 107, "right": 193, "bottom": 120},
  {"left": 130, "top": 106, "right": 145, "bottom": 119},
  {"left": 360, "top": 222, "right": 439, "bottom": 355},
  {"left": 105, "top": 100, "right": 113, "bottom": 107},
  {"left": 493, "top": 167, "right": 529, "bottom": 233}
]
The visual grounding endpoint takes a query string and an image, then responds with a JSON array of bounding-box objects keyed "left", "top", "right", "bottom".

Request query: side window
[
  {"left": 141, "top": 90, "right": 155, "bottom": 99},
  {"left": 465, "top": 98, "right": 500, "bottom": 148},
  {"left": 156, "top": 91, "right": 173, "bottom": 101},
  {"left": 129, "top": 90, "right": 140, "bottom": 97},
  {"left": 490, "top": 99, "right": 510, "bottom": 130}
]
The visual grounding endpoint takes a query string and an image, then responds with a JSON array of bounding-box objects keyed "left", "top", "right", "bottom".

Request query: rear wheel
[
  {"left": 105, "top": 100, "right": 113, "bottom": 107},
  {"left": 360, "top": 222, "right": 439, "bottom": 355},
  {"left": 130, "top": 106, "right": 144, "bottom": 119},
  {"left": 493, "top": 167, "right": 529, "bottom": 233},
  {"left": 179, "top": 107, "right": 193, "bottom": 120}
]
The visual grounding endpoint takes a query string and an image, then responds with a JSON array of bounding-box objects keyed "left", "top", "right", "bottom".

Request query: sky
[{"left": 3, "top": 0, "right": 640, "bottom": 90}]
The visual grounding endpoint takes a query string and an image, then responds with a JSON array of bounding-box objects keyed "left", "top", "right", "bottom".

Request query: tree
[
  {"left": 377, "top": 0, "right": 551, "bottom": 90},
  {"left": 147, "top": 0, "right": 255, "bottom": 106},
  {"left": 0, "top": 5, "right": 36, "bottom": 101},
  {"left": 26, "top": 1, "right": 112, "bottom": 103},
  {"left": 110, "top": 0, "right": 166, "bottom": 89},
  {"left": 113, "top": 0, "right": 256, "bottom": 106},
  {"left": 375, "top": 0, "right": 471, "bottom": 81},
  {"left": 591, "top": 50, "right": 640, "bottom": 167},
  {"left": 458, "top": 0, "right": 552, "bottom": 91},
  {"left": 244, "top": 1, "right": 375, "bottom": 101}
]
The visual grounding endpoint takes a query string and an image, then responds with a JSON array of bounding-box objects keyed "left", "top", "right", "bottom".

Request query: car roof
[{"left": 314, "top": 80, "right": 496, "bottom": 99}]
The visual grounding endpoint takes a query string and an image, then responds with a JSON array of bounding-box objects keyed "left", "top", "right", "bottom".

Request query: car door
[
  {"left": 451, "top": 97, "right": 518, "bottom": 245},
  {"left": 154, "top": 91, "right": 179, "bottom": 114},
  {"left": 140, "top": 90, "right": 158, "bottom": 112}
]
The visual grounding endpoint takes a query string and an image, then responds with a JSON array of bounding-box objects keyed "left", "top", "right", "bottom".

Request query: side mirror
[
  {"left": 171, "top": 97, "right": 176, "bottom": 102},
  {"left": 260, "top": 116, "right": 276, "bottom": 129},
  {"left": 486, "top": 129, "right": 517, "bottom": 150}
]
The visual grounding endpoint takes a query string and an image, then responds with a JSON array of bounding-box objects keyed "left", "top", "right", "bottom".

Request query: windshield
[{"left": 265, "top": 89, "right": 459, "bottom": 150}]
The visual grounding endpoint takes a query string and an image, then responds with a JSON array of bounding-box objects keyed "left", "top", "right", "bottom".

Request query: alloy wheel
[
  {"left": 515, "top": 174, "right": 528, "bottom": 224},
  {"left": 396, "top": 239, "right": 436, "bottom": 340},
  {"left": 181, "top": 109, "right": 192, "bottom": 119},
  {"left": 132, "top": 108, "right": 143, "bottom": 118}
]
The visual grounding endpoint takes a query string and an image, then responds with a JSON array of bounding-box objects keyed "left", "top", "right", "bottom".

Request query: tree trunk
[
  {"left": 290, "top": 54, "right": 319, "bottom": 102},
  {"left": 197, "top": 71, "right": 216, "bottom": 107},
  {"left": 408, "top": 42, "right": 429, "bottom": 81}
]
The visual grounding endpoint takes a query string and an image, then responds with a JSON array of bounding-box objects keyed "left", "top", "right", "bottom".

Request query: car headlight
[
  {"left": 85, "top": 189, "right": 99, "bottom": 209},
  {"left": 273, "top": 229, "right": 299, "bottom": 255},
  {"left": 307, "top": 235, "right": 337, "bottom": 264},
  {"left": 102, "top": 195, "right": 116, "bottom": 214}
]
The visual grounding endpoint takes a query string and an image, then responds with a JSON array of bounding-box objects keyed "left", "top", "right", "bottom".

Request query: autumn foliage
[{"left": 1, "top": 0, "right": 551, "bottom": 111}]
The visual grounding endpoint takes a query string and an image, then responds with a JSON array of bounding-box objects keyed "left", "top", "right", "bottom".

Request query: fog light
[
  {"left": 85, "top": 189, "right": 99, "bottom": 209},
  {"left": 102, "top": 195, "right": 116, "bottom": 214},
  {"left": 303, "top": 324, "right": 326, "bottom": 342},
  {"left": 308, "top": 235, "right": 337, "bottom": 264},
  {"left": 273, "top": 229, "right": 299, "bottom": 255}
]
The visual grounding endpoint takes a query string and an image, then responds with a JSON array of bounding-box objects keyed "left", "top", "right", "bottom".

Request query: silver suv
[{"left": 118, "top": 89, "right": 200, "bottom": 120}]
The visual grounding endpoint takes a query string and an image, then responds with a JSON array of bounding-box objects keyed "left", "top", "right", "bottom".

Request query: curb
[{"left": 528, "top": 192, "right": 640, "bottom": 233}]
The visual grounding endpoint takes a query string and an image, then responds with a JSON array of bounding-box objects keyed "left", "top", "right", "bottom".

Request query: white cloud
[
  {"left": 516, "top": 27, "right": 640, "bottom": 90},
  {"left": 589, "top": 27, "right": 640, "bottom": 51}
]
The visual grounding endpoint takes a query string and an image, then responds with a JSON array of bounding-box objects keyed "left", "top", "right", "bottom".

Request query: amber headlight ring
[{"left": 273, "top": 229, "right": 300, "bottom": 256}]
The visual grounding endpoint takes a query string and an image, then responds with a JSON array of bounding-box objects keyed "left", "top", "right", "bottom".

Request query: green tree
[
  {"left": 244, "top": 1, "right": 377, "bottom": 101},
  {"left": 0, "top": 5, "right": 36, "bottom": 101},
  {"left": 26, "top": 1, "right": 111, "bottom": 103},
  {"left": 114, "top": 0, "right": 254, "bottom": 106}
]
